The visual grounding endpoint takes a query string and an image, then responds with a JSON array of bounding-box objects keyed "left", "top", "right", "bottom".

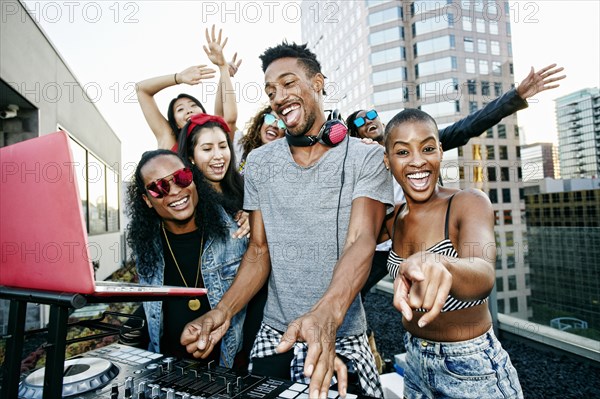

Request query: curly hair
[
  {"left": 167, "top": 93, "right": 207, "bottom": 136},
  {"left": 259, "top": 41, "right": 327, "bottom": 95},
  {"left": 240, "top": 105, "right": 273, "bottom": 161},
  {"left": 345, "top": 109, "right": 364, "bottom": 139},
  {"left": 177, "top": 121, "right": 245, "bottom": 213},
  {"left": 125, "top": 149, "right": 229, "bottom": 278}
]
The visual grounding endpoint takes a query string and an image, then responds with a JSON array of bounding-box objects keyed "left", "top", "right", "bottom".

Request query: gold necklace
[{"left": 162, "top": 223, "right": 204, "bottom": 311}]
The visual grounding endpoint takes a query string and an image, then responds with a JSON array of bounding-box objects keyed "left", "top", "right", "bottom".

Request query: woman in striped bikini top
[
  {"left": 382, "top": 108, "right": 497, "bottom": 343},
  {"left": 386, "top": 195, "right": 488, "bottom": 313},
  {"left": 381, "top": 106, "right": 524, "bottom": 399}
]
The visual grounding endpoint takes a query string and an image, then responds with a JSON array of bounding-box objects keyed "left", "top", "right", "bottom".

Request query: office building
[
  {"left": 520, "top": 142, "right": 559, "bottom": 182},
  {"left": 555, "top": 88, "right": 600, "bottom": 179},
  {"left": 301, "top": 0, "right": 529, "bottom": 318},
  {"left": 524, "top": 178, "right": 600, "bottom": 334},
  {"left": 1, "top": 1, "right": 122, "bottom": 332}
]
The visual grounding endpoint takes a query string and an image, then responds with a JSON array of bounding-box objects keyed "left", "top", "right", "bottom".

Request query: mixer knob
[{"left": 165, "top": 388, "right": 175, "bottom": 399}]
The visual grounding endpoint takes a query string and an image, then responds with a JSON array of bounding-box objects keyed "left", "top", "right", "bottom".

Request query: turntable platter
[{"left": 18, "top": 357, "right": 118, "bottom": 398}]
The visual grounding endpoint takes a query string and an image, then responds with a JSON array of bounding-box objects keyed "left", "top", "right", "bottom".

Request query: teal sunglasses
[
  {"left": 263, "top": 114, "right": 286, "bottom": 130},
  {"left": 353, "top": 109, "right": 378, "bottom": 128}
]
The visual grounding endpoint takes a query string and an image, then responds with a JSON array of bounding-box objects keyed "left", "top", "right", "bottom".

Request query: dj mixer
[{"left": 18, "top": 344, "right": 357, "bottom": 399}]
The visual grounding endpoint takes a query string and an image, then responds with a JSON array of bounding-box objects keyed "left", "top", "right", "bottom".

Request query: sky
[{"left": 20, "top": 0, "right": 600, "bottom": 168}]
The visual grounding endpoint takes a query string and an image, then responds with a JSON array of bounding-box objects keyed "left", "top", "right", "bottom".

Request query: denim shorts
[{"left": 402, "top": 327, "right": 523, "bottom": 399}]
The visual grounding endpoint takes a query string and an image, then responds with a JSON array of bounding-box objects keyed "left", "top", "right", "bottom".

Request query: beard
[{"left": 286, "top": 110, "right": 317, "bottom": 138}]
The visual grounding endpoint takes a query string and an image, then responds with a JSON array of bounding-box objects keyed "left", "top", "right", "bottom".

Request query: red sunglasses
[{"left": 145, "top": 167, "right": 193, "bottom": 198}]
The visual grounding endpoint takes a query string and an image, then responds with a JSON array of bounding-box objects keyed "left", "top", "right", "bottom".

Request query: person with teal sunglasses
[{"left": 236, "top": 105, "right": 287, "bottom": 175}]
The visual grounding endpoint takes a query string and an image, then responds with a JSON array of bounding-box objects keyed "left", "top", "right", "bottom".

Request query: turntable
[
  {"left": 17, "top": 344, "right": 357, "bottom": 398},
  {"left": 19, "top": 357, "right": 119, "bottom": 398}
]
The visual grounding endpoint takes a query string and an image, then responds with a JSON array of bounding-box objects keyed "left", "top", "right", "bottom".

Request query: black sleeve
[{"left": 439, "top": 88, "right": 528, "bottom": 151}]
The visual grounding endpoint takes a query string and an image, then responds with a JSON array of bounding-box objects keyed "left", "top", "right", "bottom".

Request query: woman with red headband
[{"left": 178, "top": 113, "right": 244, "bottom": 208}]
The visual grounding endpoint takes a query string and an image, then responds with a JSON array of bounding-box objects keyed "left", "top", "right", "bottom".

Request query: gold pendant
[{"left": 188, "top": 298, "right": 201, "bottom": 311}]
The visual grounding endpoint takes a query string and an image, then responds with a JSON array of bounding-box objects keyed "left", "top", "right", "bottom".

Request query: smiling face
[
  {"left": 264, "top": 57, "right": 324, "bottom": 137},
  {"left": 190, "top": 126, "right": 231, "bottom": 191},
  {"left": 355, "top": 110, "right": 385, "bottom": 142},
  {"left": 260, "top": 112, "right": 286, "bottom": 144},
  {"left": 384, "top": 120, "right": 442, "bottom": 203},
  {"left": 173, "top": 97, "right": 204, "bottom": 129},
  {"left": 141, "top": 154, "right": 198, "bottom": 233}
]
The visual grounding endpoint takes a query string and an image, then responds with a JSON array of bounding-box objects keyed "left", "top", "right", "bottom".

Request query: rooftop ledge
[{"left": 497, "top": 313, "right": 600, "bottom": 362}]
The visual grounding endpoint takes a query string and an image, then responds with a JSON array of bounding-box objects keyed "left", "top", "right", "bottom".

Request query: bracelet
[{"left": 174, "top": 73, "right": 179, "bottom": 85}]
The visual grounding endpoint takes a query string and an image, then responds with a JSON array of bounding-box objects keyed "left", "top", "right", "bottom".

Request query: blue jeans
[{"left": 403, "top": 328, "right": 523, "bottom": 399}]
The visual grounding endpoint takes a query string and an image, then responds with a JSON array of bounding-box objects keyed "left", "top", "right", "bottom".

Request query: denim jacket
[{"left": 136, "top": 207, "right": 248, "bottom": 368}]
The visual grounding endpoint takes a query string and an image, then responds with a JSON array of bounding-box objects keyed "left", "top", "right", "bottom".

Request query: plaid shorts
[{"left": 250, "top": 323, "right": 384, "bottom": 398}]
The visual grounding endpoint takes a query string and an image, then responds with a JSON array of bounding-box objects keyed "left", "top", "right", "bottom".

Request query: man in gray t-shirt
[{"left": 182, "top": 42, "right": 393, "bottom": 399}]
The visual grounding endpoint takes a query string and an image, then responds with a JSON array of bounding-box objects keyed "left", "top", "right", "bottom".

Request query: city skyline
[{"left": 16, "top": 0, "right": 600, "bottom": 167}]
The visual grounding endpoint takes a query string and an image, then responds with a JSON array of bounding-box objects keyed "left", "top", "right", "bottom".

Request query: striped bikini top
[{"left": 386, "top": 195, "right": 488, "bottom": 313}]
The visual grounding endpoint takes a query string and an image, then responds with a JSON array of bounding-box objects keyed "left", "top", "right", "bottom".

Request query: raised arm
[
  {"left": 204, "top": 25, "right": 239, "bottom": 138},
  {"left": 136, "top": 65, "right": 216, "bottom": 149},
  {"left": 214, "top": 52, "right": 242, "bottom": 118},
  {"left": 440, "top": 63, "right": 565, "bottom": 151},
  {"left": 180, "top": 210, "right": 270, "bottom": 358},
  {"left": 277, "top": 197, "right": 387, "bottom": 399}
]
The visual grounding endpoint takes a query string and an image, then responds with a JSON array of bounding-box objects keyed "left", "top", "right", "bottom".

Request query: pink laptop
[{"left": 0, "top": 131, "right": 207, "bottom": 297}]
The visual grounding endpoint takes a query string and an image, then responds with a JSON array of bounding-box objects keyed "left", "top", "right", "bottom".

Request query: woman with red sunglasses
[{"left": 126, "top": 149, "right": 247, "bottom": 368}]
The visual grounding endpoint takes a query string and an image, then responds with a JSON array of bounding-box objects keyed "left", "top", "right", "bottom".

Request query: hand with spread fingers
[
  {"left": 517, "top": 63, "right": 566, "bottom": 100},
  {"left": 176, "top": 65, "right": 217, "bottom": 86},
  {"left": 204, "top": 24, "right": 228, "bottom": 68}
]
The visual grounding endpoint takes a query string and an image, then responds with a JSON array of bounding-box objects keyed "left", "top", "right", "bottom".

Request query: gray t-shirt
[{"left": 244, "top": 136, "right": 394, "bottom": 337}]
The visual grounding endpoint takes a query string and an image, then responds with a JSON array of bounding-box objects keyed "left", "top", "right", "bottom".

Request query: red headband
[{"left": 187, "top": 113, "right": 231, "bottom": 137}]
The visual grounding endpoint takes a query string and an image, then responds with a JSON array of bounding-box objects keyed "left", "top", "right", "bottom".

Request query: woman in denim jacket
[{"left": 126, "top": 149, "right": 248, "bottom": 367}]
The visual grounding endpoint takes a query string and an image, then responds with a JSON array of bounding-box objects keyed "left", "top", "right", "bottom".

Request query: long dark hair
[
  {"left": 167, "top": 94, "right": 207, "bottom": 136},
  {"left": 177, "top": 122, "right": 244, "bottom": 213},
  {"left": 126, "top": 149, "right": 228, "bottom": 278}
]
